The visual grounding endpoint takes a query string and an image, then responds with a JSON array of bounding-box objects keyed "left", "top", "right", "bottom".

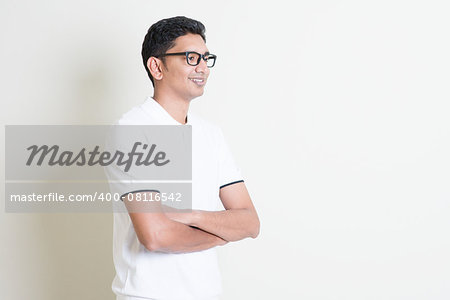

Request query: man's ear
[{"left": 147, "top": 57, "right": 163, "bottom": 81}]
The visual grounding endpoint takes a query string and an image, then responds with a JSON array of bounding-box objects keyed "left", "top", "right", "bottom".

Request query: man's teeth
[{"left": 190, "top": 78, "right": 204, "bottom": 83}]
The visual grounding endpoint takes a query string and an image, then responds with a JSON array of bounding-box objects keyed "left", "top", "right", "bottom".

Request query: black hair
[{"left": 141, "top": 16, "right": 206, "bottom": 87}]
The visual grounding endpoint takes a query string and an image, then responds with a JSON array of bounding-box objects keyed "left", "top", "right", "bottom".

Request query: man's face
[{"left": 159, "top": 33, "right": 211, "bottom": 101}]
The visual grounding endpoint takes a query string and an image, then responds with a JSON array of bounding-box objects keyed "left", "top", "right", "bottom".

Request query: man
[{"left": 106, "top": 16, "right": 259, "bottom": 300}]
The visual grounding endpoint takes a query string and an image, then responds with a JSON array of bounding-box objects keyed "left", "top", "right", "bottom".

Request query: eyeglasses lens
[{"left": 186, "top": 52, "right": 215, "bottom": 68}]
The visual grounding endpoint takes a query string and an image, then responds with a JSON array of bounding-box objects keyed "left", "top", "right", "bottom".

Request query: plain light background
[{"left": 1, "top": 0, "right": 449, "bottom": 299}]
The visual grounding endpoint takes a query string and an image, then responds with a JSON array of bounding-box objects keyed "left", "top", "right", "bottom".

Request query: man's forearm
[
  {"left": 148, "top": 219, "right": 227, "bottom": 253},
  {"left": 167, "top": 208, "right": 260, "bottom": 242}
]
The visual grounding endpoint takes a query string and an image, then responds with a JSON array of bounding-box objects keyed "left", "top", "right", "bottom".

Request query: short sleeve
[
  {"left": 217, "top": 128, "right": 244, "bottom": 189},
  {"left": 103, "top": 126, "right": 160, "bottom": 200}
]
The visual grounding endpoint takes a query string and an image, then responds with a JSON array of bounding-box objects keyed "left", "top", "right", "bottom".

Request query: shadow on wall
[
  {"left": 2, "top": 41, "right": 119, "bottom": 299},
  {"left": 35, "top": 43, "right": 118, "bottom": 299},
  {"left": 37, "top": 213, "right": 115, "bottom": 300}
]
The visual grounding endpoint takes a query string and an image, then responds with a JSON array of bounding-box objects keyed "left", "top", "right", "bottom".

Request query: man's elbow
[
  {"left": 143, "top": 238, "right": 161, "bottom": 252},
  {"left": 142, "top": 226, "right": 181, "bottom": 253},
  {"left": 139, "top": 232, "right": 161, "bottom": 252},
  {"left": 140, "top": 229, "right": 170, "bottom": 252},
  {"left": 144, "top": 235, "right": 175, "bottom": 253}
]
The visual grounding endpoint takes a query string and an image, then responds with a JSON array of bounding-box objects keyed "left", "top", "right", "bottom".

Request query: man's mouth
[{"left": 189, "top": 78, "right": 206, "bottom": 86}]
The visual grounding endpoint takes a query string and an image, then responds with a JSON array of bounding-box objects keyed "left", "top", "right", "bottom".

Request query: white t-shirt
[{"left": 105, "top": 97, "right": 243, "bottom": 300}]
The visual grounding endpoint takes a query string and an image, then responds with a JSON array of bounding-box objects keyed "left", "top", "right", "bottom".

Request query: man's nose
[{"left": 195, "top": 58, "right": 209, "bottom": 73}]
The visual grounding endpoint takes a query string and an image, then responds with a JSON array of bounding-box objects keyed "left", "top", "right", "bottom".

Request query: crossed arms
[{"left": 126, "top": 182, "right": 260, "bottom": 254}]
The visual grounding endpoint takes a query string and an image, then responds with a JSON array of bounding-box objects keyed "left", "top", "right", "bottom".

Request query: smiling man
[{"left": 106, "top": 16, "right": 260, "bottom": 300}]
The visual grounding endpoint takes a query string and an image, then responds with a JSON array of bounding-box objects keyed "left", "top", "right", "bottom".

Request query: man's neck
[{"left": 152, "top": 91, "right": 191, "bottom": 124}]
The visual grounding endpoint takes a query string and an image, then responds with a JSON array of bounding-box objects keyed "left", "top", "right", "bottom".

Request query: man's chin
[{"left": 192, "top": 89, "right": 205, "bottom": 98}]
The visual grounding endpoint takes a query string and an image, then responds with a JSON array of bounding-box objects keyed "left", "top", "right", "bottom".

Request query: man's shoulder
[{"left": 115, "top": 102, "right": 152, "bottom": 125}]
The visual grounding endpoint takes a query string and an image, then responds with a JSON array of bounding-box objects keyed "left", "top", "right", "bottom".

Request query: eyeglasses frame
[{"left": 155, "top": 51, "right": 217, "bottom": 68}]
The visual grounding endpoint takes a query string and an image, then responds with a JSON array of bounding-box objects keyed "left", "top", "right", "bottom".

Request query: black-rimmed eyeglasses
[{"left": 155, "top": 51, "right": 217, "bottom": 68}]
